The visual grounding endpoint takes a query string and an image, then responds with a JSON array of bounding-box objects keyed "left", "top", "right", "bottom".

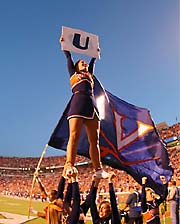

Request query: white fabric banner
[{"left": 60, "top": 26, "right": 100, "bottom": 59}]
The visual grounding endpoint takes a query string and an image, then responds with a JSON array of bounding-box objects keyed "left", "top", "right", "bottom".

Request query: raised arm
[
  {"left": 108, "top": 173, "right": 121, "bottom": 224},
  {"left": 156, "top": 176, "right": 168, "bottom": 205},
  {"left": 80, "top": 180, "right": 95, "bottom": 216},
  {"left": 63, "top": 50, "right": 76, "bottom": 76},
  {"left": 60, "top": 36, "right": 75, "bottom": 76},
  {"left": 141, "top": 177, "right": 148, "bottom": 213},
  {"left": 56, "top": 175, "right": 66, "bottom": 200},
  {"left": 66, "top": 167, "right": 80, "bottom": 224},
  {"left": 64, "top": 181, "right": 72, "bottom": 207},
  {"left": 88, "top": 58, "right": 96, "bottom": 74},
  {"left": 90, "top": 176, "right": 101, "bottom": 224},
  {"left": 36, "top": 177, "right": 48, "bottom": 198}
]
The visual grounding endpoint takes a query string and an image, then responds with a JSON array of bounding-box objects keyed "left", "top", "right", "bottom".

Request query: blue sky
[{"left": 0, "top": 0, "right": 179, "bottom": 157}]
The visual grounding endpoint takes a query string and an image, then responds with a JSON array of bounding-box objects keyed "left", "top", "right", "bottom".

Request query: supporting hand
[
  {"left": 160, "top": 176, "right": 167, "bottom": 184},
  {"left": 142, "top": 177, "right": 147, "bottom": 185},
  {"left": 108, "top": 172, "right": 116, "bottom": 183},
  {"left": 92, "top": 174, "right": 101, "bottom": 187}
]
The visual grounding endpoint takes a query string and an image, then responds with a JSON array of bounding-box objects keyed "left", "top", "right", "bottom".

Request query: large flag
[{"left": 48, "top": 76, "right": 173, "bottom": 195}]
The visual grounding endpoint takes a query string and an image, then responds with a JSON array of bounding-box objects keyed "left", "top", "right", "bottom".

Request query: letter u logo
[{"left": 73, "top": 33, "right": 89, "bottom": 50}]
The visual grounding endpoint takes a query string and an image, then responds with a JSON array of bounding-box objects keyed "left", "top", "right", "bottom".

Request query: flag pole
[{"left": 28, "top": 144, "right": 48, "bottom": 218}]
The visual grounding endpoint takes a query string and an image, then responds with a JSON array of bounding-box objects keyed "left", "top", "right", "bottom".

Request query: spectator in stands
[
  {"left": 167, "top": 180, "right": 179, "bottom": 224},
  {"left": 121, "top": 183, "right": 143, "bottom": 224},
  {"left": 141, "top": 176, "right": 168, "bottom": 224}
]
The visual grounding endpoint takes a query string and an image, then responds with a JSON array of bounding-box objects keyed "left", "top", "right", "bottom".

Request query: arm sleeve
[
  {"left": 90, "top": 186, "right": 100, "bottom": 224},
  {"left": 64, "top": 183, "right": 72, "bottom": 206},
  {"left": 125, "top": 194, "right": 132, "bottom": 205},
  {"left": 88, "top": 58, "right": 96, "bottom": 74},
  {"left": 168, "top": 187, "right": 176, "bottom": 200},
  {"left": 56, "top": 176, "right": 66, "bottom": 199},
  {"left": 156, "top": 183, "right": 168, "bottom": 206},
  {"left": 63, "top": 50, "right": 75, "bottom": 76},
  {"left": 80, "top": 181, "right": 95, "bottom": 216},
  {"left": 109, "top": 183, "right": 121, "bottom": 224},
  {"left": 36, "top": 178, "right": 48, "bottom": 197},
  {"left": 66, "top": 182, "right": 80, "bottom": 224},
  {"left": 141, "top": 184, "right": 147, "bottom": 212}
]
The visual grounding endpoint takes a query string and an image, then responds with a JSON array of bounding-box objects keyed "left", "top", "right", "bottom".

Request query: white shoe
[{"left": 95, "top": 169, "right": 109, "bottom": 179}]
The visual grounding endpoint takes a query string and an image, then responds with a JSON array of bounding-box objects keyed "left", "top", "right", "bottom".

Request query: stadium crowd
[
  {"left": 0, "top": 155, "right": 136, "bottom": 199},
  {"left": 157, "top": 122, "right": 180, "bottom": 141},
  {"left": 0, "top": 123, "right": 180, "bottom": 200}
]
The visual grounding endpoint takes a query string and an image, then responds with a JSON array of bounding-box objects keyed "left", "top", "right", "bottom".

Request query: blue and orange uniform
[
  {"left": 90, "top": 182, "right": 121, "bottom": 224},
  {"left": 56, "top": 175, "right": 80, "bottom": 224},
  {"left": 141, "top": 183, "right": 168, "bottom": 224},
  {"left": 64, "top": 50, "right": 100, "bottom": 120}
]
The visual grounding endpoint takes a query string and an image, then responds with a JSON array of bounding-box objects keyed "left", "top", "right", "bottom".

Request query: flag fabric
[{"left": 48, "top": 76, "right": 173, "bottom": 195}]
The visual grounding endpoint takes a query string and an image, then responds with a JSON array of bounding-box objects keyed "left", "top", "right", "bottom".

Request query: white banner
[{"left": 60, "top": 26, "right": 100, "bottom": 59}]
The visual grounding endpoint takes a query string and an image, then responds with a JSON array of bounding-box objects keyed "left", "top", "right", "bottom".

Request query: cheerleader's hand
[
  {"left": 142, "top": 177, "right": 147, "bottom": 185},
  {"left": 108, "top": 172, "right": 116, "bottom": 183},
  {"left": 160, "top": 176, "right": 167, "bottom": 184},
  {"left": 60, "top": 36, "right": 64, "bottom": 43}
]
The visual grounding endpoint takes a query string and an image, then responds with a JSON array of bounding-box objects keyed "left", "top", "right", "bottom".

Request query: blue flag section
[{"left": 48, "top": 76, "right": 173, "bottom": 195}]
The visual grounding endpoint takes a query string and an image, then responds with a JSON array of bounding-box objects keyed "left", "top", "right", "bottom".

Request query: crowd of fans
[
  {"left": 0, "top": 155, "right": 136, "bottom": 200},
  {"left": 0, "top": 123, "right": 180, "bottom": 200},
  {"left": 157, "top": 122, "right": 180, "bottom": 141}
]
